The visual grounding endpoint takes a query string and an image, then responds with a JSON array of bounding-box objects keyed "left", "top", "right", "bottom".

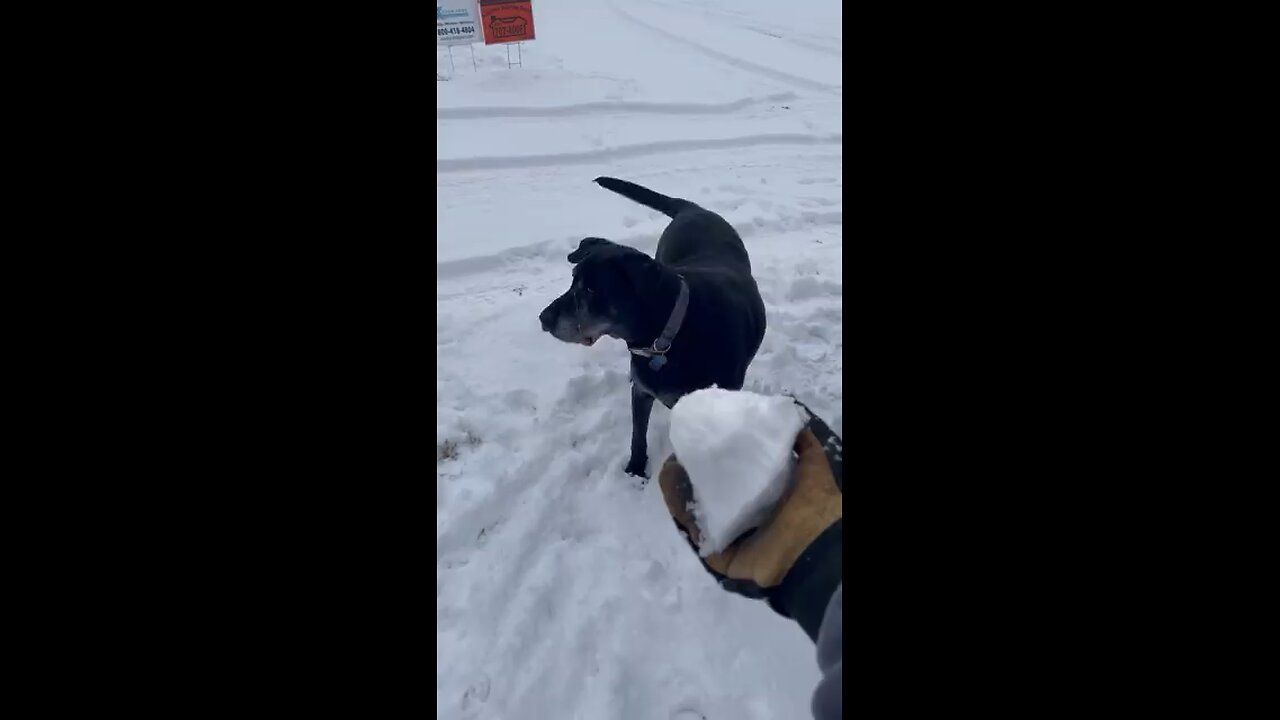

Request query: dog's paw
[{"left": 624, "top": 457, "right": 650, "bottom": 479}]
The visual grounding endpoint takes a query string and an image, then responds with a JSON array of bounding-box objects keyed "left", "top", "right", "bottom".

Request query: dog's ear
[
  {"left": 619, "top": 251, "right": 662, "bottom": 291},
  {"left": 568, "top": 237, "right": 611, "bottom": 264}
]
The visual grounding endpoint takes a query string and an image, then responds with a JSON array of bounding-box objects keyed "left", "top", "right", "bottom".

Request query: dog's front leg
[{"left": 625, "top": 384, "right": 656, "bottom": 478}]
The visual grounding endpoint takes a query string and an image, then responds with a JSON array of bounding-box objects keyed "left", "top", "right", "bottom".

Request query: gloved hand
[{"left": 659, "top": 400, "right": 842, "bottom": 640}]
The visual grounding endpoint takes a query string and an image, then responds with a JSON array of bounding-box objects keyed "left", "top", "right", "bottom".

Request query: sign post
[{"left": 437, "top": 1, "right": 482, "bottom": 79}]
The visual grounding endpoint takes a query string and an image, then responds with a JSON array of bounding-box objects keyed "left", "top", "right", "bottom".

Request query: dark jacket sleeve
[
  {"left": 811, "top": 584, "right": 842, "bottom": 720},
  {"left": 768, "top": 518, "right": 842, "bottom": 640}
]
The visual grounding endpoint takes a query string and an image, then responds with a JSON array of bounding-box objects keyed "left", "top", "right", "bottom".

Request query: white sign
[{"left": 437, "top": 1, "right": 480, "bottom": 46}]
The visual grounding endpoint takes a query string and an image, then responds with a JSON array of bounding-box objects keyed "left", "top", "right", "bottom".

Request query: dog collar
[{"left": 629, "top": 277, "right": 689, "bottom": 370}]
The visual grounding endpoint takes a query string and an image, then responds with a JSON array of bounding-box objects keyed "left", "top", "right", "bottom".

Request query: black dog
[{"left": 538, "top": 177, "right": 766, "bottom": 477}]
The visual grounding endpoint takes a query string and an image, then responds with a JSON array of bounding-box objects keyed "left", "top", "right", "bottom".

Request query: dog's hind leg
[{"left": 625, "top": 384, "right": 656, "bottom": 478}]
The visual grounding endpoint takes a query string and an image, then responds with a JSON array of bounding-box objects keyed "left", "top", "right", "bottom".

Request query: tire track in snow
[
  {"left": 437, "top": 92, "right": 798, "bottom": 120},
  {"left": 639, "top": 0, "right": 842, "bottom": 59},
  {"left": 437, "top": 131, "right": 841, "bottom": 173},
  {"left": 745, "top": 28, "right": 843, "bottom": 59},
  {"left": 606, "top": 0, "right": 841, "bottom": 96},
  {"left": 437, "top": 209, "right": 843, "bottom": 280}
]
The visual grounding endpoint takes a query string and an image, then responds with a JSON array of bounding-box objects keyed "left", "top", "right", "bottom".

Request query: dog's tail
[{"left": 594, "top": 176, "right": 691, "bottom": 218}]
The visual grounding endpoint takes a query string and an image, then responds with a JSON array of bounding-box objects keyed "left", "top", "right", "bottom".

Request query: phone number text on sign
[{"left": 437, "top": 1, "right": 481, "bottom": 46}]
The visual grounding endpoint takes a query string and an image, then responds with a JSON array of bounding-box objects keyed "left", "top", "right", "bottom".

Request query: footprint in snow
[
  {"left": 461, "top": 674, "right": 491, "bottom": 711},
  {"left": 503, "top": 389, "right": 537, "bottom": 413}
]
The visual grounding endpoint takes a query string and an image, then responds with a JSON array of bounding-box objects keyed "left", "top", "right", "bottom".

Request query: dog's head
[{"left": 538, "top": 237, "right": 662, "bottom": 346}]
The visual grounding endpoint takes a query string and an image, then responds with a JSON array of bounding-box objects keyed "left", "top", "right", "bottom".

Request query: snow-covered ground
[{"left": 437, "top": 1, "right": 842, "bottom": 718}]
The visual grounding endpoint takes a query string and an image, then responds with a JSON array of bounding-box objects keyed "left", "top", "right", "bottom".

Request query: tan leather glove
[{"left": 659, "top": 400, "right": 843, "bottom": 640}]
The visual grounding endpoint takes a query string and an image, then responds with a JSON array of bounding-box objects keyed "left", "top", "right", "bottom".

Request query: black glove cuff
[{"left": 766, "top": 519, "right": 843, "bottom": 642}]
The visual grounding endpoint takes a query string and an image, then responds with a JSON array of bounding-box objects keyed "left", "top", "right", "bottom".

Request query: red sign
[{"left": 479, "top": 0, "right": 535, "bottom": 44}]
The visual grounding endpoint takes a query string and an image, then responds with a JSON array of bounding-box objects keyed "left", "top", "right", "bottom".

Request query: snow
[
  {"left": 438, "top": 1, "right": 841, "bottom": 718},
  {"left": 668, "top": 388, "right": 805, "bottom": 555}
]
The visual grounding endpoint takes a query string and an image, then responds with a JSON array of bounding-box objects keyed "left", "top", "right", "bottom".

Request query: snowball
[{"left": 667, "top": 388, "right": 806, "bottom": 555}]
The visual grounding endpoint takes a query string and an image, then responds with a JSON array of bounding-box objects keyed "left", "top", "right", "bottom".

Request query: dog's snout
[{"left": 539, "top": 305, "right": 555, "bottom": 332}]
